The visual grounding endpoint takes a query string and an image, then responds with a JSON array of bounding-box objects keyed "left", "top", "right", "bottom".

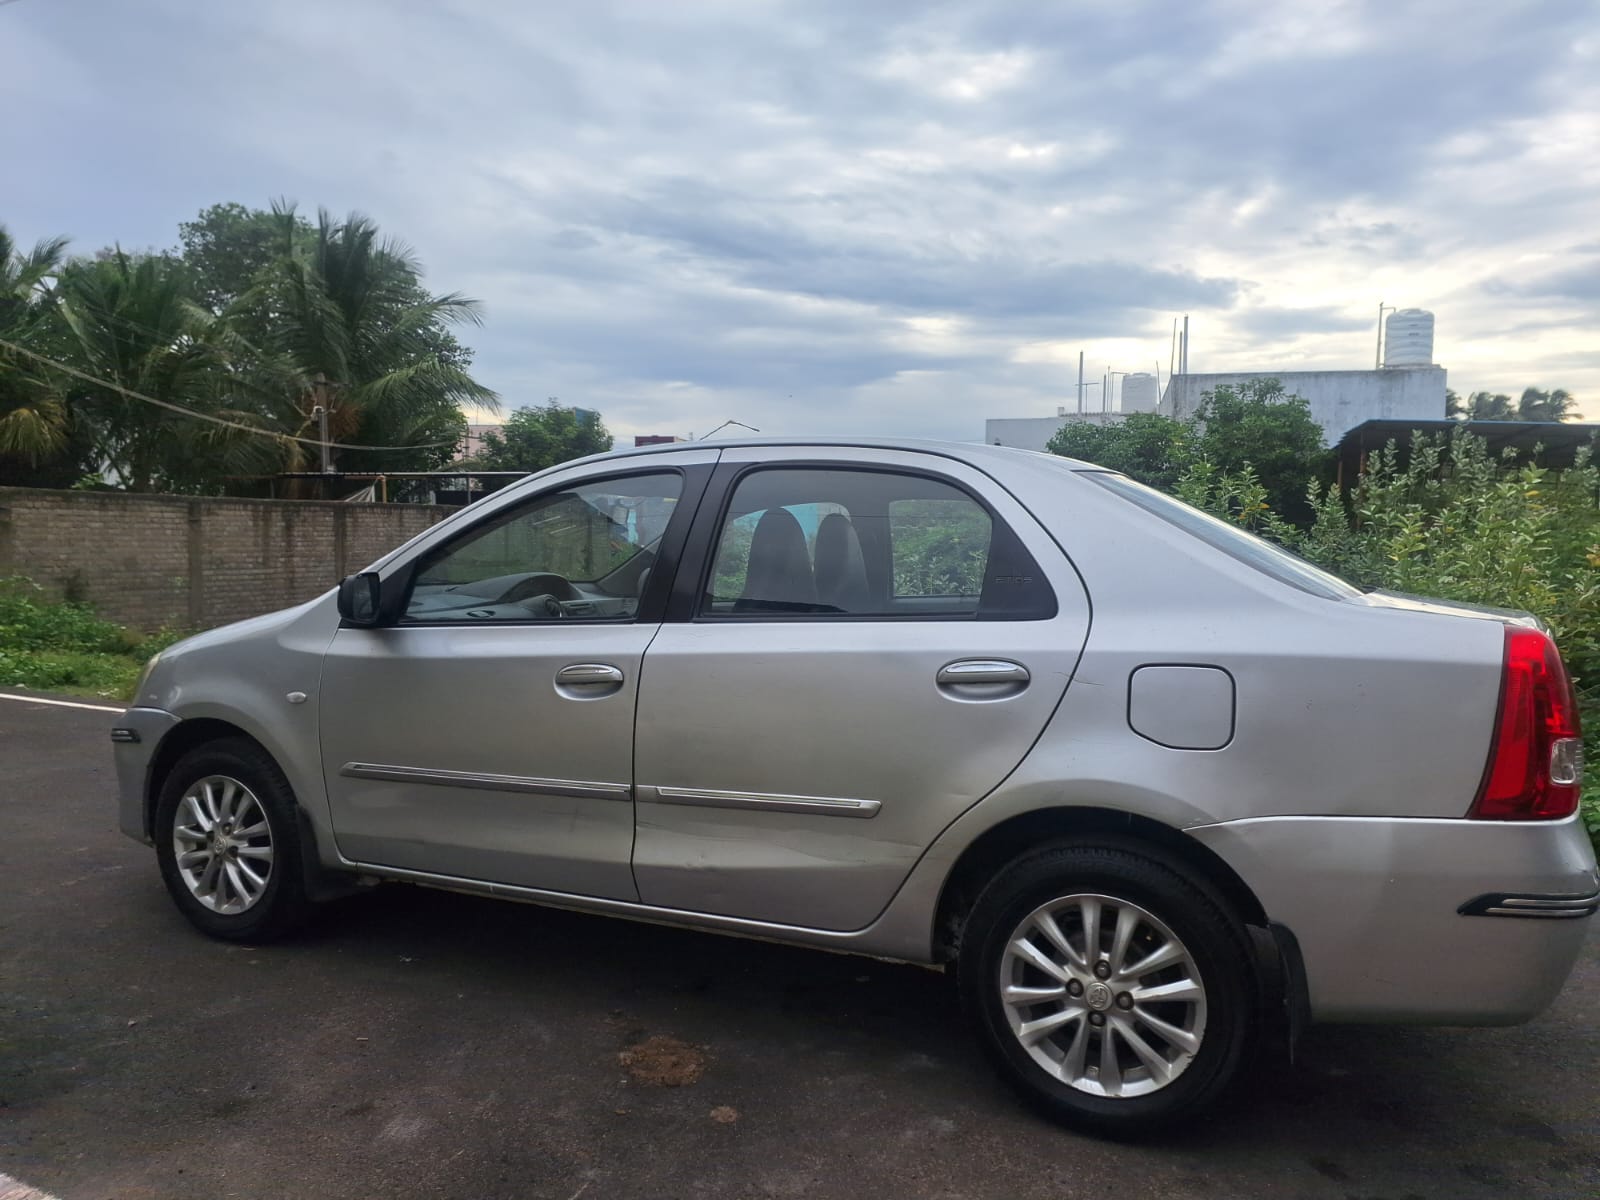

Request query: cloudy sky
[{"left": 4, "top": 0, "right": 1597, "bottom": 440}]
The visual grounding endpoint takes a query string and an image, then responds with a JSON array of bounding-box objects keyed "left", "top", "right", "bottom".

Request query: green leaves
[
  {"left": 469, "top": 401, "right": 614, "bottom": 474},
  {"left": 1046, "top": 378, "right": 1329, "bottom": 525},
  {"left": 1, "top": 202, "right": 498, "bottom": 492},
  {"left": 0, "top": 227, "right": 75, "bottom": 470},
  {"left": 252, "top": 205, "right": 496, "bottom": 476},
  {"left": 1046, "top": 411, "right": 1192, "bottom": 492}
]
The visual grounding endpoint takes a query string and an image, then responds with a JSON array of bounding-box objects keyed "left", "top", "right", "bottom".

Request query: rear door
[{"left": 631, "top": 446, "right": 1091, "bottom": 930}]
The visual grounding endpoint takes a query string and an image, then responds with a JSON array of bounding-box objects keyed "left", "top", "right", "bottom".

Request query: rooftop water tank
[
  {"left": 1384, "top": 308, "right": 1434, "bottom": 368},
  {"left": 1121, "top": 372, "right": 1159, "bottom": 412}
]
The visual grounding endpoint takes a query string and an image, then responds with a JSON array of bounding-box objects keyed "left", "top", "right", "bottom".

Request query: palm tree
[
  {"left": 1464, "top": 391, "right": 1515, "bottom": 421},
  {"left": 1516, "top": 387, "right": 1577, "bottom": 423},
  {"left": 257, "top": 205, "right": 497, "bottom": 476},
  {"left": 55, "top": 251, "right": 285, "bottom": 492},
  {"left": 0, "top": 226, "right": 72, "bottom": 464}
]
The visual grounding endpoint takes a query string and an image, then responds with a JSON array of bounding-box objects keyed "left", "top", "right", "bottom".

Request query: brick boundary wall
[{"left": 0, "top": 488, "right": 460, "bottom": 632}]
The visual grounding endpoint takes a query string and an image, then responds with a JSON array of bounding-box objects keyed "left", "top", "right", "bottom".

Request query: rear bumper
[
  {"left": 1189, "top": 813, "right": 1598, "bottom": 1024},
  {"left": 112, "top": 706, "right": 180, "bottom": 845}
]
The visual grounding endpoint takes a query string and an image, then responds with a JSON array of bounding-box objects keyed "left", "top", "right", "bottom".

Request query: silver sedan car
[{"left": 113, "top": 438, "right": 1598, "bottom": 1134}]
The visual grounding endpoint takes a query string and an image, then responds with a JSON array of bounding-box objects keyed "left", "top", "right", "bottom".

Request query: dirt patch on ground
[{"left": 618, "top": 1035, "right": 707, "bottom": 1086}]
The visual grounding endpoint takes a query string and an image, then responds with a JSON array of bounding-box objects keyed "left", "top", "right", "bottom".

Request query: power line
[{"left": 0, "top": 337, "right": 459, "bottom": 452}]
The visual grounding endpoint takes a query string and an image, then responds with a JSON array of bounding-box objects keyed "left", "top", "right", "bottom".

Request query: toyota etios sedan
[{"left": 114, "top": 438, "right": 1598, "bottom": 1134}]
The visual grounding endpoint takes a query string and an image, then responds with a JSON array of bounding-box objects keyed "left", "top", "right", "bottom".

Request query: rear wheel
[
  {"left": 958, "top": 842, "right": 1258, "bottom": 1135},
  {"left": 154, "top": 738, "right": 313, "bottom": 942}
]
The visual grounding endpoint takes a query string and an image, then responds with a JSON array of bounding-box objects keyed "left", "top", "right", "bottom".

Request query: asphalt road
[{"left": 1, "top": 693, "right": 1597, "bottom": 1200}]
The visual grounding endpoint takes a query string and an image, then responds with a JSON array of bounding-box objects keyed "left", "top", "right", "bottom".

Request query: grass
[{"left": 0, "top": 577, "right": 186, "bottom": 702}]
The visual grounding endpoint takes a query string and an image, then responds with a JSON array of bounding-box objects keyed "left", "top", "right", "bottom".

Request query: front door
[
  {"left": 631, "top": 448, "right": 1091, "bottom": 930},
  {"left": 320, "top": 461, "right": 709, "bottom": 898}
]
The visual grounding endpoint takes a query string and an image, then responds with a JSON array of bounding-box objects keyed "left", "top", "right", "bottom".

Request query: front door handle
[
  {"left": 555, "top": 663, "right": 625, "bottom": 692},
  {"left": 937, "top": 660, "right": 1030, "bottom": 686}
]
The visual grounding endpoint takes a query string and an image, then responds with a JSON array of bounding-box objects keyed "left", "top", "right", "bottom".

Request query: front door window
[{"left": 404, "top": 472, "right": 682, "bottom": 622}]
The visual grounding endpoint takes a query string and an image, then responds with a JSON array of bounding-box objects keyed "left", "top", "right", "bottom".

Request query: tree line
[
  {"left": 0, "top": 203, "right": 496, "bottom": 493},
  {"left": 1447, "top": 387, "right": 1577, "bottom": 422},
  {"left": 1050, "top": 377, "right": 1584, "bottom": 525}
]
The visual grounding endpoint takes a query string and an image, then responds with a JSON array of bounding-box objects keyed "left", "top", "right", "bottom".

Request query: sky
[{"left": 3, "top": 0, "right": 1597, "bottom": 442}]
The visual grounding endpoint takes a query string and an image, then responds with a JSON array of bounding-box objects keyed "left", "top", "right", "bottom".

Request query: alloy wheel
[
  {"left": 999, "top": 893, "right": 1207, "bottom": 1098},
  {"left": 171, "top": 774, "right": 275, "bottom": 915}
]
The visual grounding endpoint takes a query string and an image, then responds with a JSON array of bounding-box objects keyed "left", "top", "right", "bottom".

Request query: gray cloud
[
  {"left": 3, "top": 0, "right": 1596, "bottom": 438},
  {"left": 1487, "top": 260, "right": 1600, "bottom": 304},
  {"left": 1229, "top": 306, "right": 1378, "bottom": 338}
]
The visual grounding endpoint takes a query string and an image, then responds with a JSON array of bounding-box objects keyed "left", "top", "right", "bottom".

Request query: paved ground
[{"left": 1, "top": 693, "right": 1597, "bottom": 1200}]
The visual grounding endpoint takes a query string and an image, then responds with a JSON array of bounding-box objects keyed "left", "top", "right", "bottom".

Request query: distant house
[{"left": 458, "top": 422, "right": 501, "bottom": 461}]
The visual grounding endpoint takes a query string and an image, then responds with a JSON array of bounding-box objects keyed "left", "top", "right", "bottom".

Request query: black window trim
[
  {"left": 667, "top": 459, "right": 1058, "bottom": 624},
  {"left": 393, "top": 463, "right": 714, "bottom": 628}
]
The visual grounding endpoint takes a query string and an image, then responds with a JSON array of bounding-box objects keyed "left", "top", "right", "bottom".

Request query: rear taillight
[{"left": 1470, "top": 626, "right": 1584, "bottom": 820}]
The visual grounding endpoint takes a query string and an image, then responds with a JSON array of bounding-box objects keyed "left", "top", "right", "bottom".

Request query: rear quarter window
[{"left": 1084, "top": 472, "right": 1362, "bottom": 602}]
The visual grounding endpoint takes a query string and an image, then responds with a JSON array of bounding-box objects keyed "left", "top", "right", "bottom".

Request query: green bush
[
  {"left": 0, "top": 577, "right": 131, "bottom": 654},
  {"left": 0, "top": 577, "right": 186, "bottom": 699},
  {"left": 1047, "top": 378, "right": 1330, "bottom": 523}
]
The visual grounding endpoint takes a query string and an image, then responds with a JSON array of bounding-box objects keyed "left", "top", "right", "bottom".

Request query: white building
[
  {"left": 1157, "top": 367, "right": 1447, "bottom": 445},
  {"left": 984, "top": 409, "right": 1125, "bottom": 451},
  {"left": 987, "top": 310, "right": 1447, "bottom": 450}
]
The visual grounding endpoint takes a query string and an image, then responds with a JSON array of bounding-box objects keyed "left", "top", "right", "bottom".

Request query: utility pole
[
  {"left": 1181, "top": 314, "right": 1190, "bottom": 375},
  {"left": 311, "top": 373, "right": 333, "bottom": 474},
  {"left": 1077, "top": 350, "right": 1085, "bottom": 415}
]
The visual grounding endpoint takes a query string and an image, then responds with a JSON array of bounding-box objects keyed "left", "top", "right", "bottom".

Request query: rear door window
[{"left": 702, "top": 467, "right": 1053, "bottom": 619}]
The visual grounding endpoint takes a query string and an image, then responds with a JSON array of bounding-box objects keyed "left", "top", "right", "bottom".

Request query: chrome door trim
[
  {"left": 641, "top": 784, "right": 881, "bottom": 818},
  {"left": 340, "top": 762, "right": 631, "bottom": 801}
]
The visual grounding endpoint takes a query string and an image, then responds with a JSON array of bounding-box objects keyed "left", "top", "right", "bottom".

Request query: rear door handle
[
  {"left": 937, "top": 660, "right": 1030, "bottom": 686},
  {"left": 556, "top": 663, "right": 625, "bottom": 686}
]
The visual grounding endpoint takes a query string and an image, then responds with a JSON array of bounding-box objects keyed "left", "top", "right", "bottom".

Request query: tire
[
  {"left": 957, "top": 840, "right": 1259, "bottom": 1136},
  {"left": 154, "top": 737, "right": 314, "bottom": 942}
]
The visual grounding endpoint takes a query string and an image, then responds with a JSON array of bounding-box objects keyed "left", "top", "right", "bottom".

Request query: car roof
[{"left": 570, "top": 436, "right": 1095, "bottom": 472}]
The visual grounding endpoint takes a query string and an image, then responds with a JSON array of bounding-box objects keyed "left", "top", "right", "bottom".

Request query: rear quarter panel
[{"left": 977, "top": 454, "right": 1507, "bottom": 825}]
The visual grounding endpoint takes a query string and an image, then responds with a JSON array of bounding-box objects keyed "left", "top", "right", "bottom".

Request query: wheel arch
[
  {"left": 931, "top": 805, "right": 1269, "bottom": 962},
  {"left": 143, "top": 717, "right": 268, "bottom": 841}
]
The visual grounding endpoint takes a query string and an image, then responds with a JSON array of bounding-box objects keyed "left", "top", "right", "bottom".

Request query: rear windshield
[{"left": 1084, "top": 472, "right": 1362, "bottom": 602}]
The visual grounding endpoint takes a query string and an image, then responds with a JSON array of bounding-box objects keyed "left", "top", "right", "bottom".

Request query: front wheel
[
  {"left": 154, "top": 737, "right": 313, "bottom": 942},
  {"left": 957, "top": 842, "right": 1259, "bottom": 1136}
]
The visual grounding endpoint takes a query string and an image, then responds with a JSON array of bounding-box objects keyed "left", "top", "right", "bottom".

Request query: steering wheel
[
  {"left": 497, "top": 575, "right": 568, "bottom": 605},
  {"left": 510, "top": 593, "right": 566, "bottom": 619}
]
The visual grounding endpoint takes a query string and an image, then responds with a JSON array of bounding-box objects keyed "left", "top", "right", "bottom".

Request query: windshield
[{"left": 1085, "top": 472, "right": 1362, "bottom": 602}]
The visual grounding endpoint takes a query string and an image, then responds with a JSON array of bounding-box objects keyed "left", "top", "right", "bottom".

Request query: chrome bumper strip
[{"left": 1458, "top": 890, "right": 1600, "bottom": 919}]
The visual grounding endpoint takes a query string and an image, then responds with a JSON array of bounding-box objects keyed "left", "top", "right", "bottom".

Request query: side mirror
[{"left": 337, "top": 571, "right": 384, "bottom": 626}]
